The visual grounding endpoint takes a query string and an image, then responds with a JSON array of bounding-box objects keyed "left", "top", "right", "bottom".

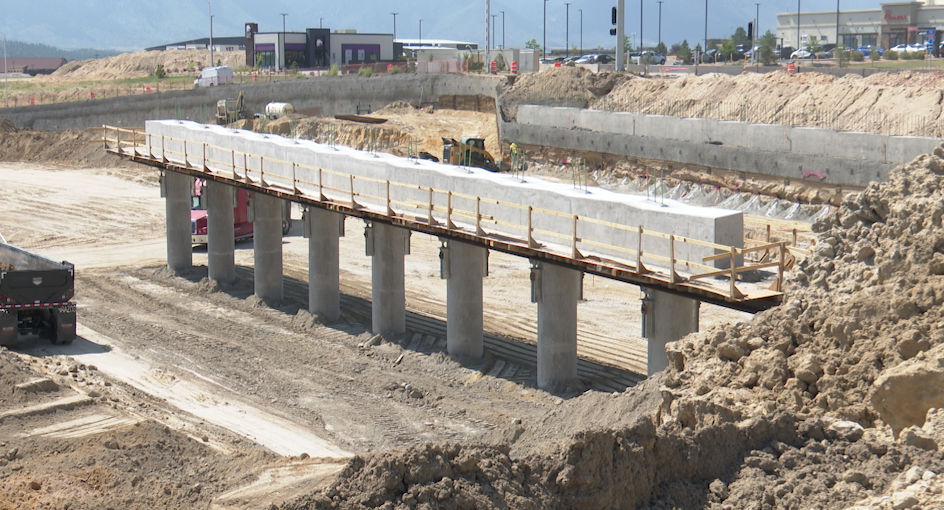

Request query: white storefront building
[{"left": 777, "top": 1, "right": 944, "bottom": 52}]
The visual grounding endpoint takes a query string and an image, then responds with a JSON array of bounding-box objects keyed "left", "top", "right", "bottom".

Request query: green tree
[
  {"left": 623, "top": 35, "right": 634, "bottom": 54},
  {"left": 732, "top": 26, "right": 749, "bottom": 46},
  {"left": 759, "top": 44, "right": 776, "bottom": 65},
  {"left": 720, "top": 38, "right": 736, "bottom": 61},
  {"left": 677, "top": 40, "right": 693, "bottom": 64},
  {"left": 154, "top": 63, "right": 167, "bottom": 79},
  {"left": 760, "top": 30, "right": 777, "bottom": 50},
  {"left": 655, "top": 42, "right": 667, "bottom": 54},
  {"left": 808, "top": 35, "right": 822, "bottom": 56},
  {"left": 525, "top": 38, "right": 541, "bottom": 51}
]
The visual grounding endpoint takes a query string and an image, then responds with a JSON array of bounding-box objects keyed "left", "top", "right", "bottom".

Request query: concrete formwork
[
  {"left": 164, "top": 170, "right": 192, "bottom": 272},
  {"left": 206, "top": 180, "right": 236, "bottom": 284},
  {"left": 146, "top": 121, "right": 742, "bottom": 271}
]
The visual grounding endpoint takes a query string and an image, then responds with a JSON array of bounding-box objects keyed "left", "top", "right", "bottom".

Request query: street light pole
[
  {"left": 658, "top": 0, "right": 663, "bottom": 51},
  {"left": 1, "top": 31, "right": 6, "bottom": 108},
  {"left": 797, "top": 0, "right": 801, "bottom": 51},
  {"left": 640, "top": 0, "right": 644, "bottom": 51},
  {"left": 836, "top": 0, "right": 840, "bottom": 49},
  {"left": 419, "top": 19, "right": 423, "bottom": 47},
  {"left": 501, "top": 11, "right": 505, "bottom": 49},
  {"left": 543, "top": 0, "right": 549, "bottom": 60},
  {"left": 705, "top": 0, "right": 709, "bottom": 54},
  {"left": 565, "top": 3, "right": 571, "bottom": 57},
  {"left": 280, "top": 13, "right": 288, "bottom": 71},
  {"left": 205, "top": 1, "right": 213, "bottom": 68},
  {"left": 578, "top": 8, "right": 583, "bottom": 56},
  {"left": 391, "top": 13, "right": 398, "bottom": 40},
  {"left": 320, "top": 17, "right": 324, "bottom": 29},
  {"left": 492, "top": 14, "right": 497, "bottom": 50}
]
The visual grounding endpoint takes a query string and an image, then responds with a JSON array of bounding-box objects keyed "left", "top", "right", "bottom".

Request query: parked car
[
  {"left": 575, "top": 54, "right": 614, "bottom": 64},
  {"left": 539, "top": 56, "right": 565, "bottom": 65},
  {"left": 701, "top": 48, "right": 721, "bottom": 63},
  {"left": 777, "top": 46, "right": 796, "bottom": 59},
  {"left": 856, "top": 45, "right": 884, "bottom": 57},
  {"left": 790, "top": 48, "right": 812, "bottom": 59},
  {"left": 633, "top": 50, "right": 666, "bottom": 65},
  {"left": 890, "top": 44, "right": 925, "bottom": 53},
  {"left": 814, "top": 44, "right": 837, "bottom": 59}
]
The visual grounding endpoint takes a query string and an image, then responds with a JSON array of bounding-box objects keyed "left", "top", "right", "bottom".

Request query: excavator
[
  {"left": 216, "top": 91, "right": 253, "bottom": 126},
  {"left": 441, "top": 137, "right": 500, "bottom": 172}
]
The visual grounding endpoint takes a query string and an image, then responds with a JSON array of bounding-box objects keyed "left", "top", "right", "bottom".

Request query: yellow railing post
[
  {"left": 183, "top": 140, "right": 187, "bottom": 167},
  {"left": 350, "top": 175, "right": 357, "bottom": 208},
  {"left": 670, "top": 235, "right": 677, "bottom": 284},
  {"left": 527, "top": 206, "right": 538, "bottom": 248},
  {"left": 292, "top": 163, "right": 299, "bottom": 195},
  {"left": 259, "top": 157, "right": 265, "bottom": 186},
  {"left": 636, "top": 225, "right": 647, "bottom": 274},
  {"left": 318, "top": 168, "right": 325, "bottom": 201},
  {"left": 572, "top": 215, "right": 581, "bottom": 259},
  {"left": 161, "top": 136, "right": 166, "bottom": 163},
  {"left": 729, "top": 247, "right": 738, "bottom": 299},
  {"left": 447, "top": 192, "right": 456, "bottom": 229},
  {"left": 231, "top": 150, "right": 236, "bottom": 179},
  {"left": 202, "top": 143, "right": 207, "bottom": 172},
  {"left": 428, "top": 188, "right": 435, "bottom": 225},
  {"left": 475, "top": 197, "right": 485, "bottom": 236},
  {"left": 386, "top": 180, "right": 393, "bottom": 216},
  {"left": 778, "top": 242, "right": 787, "bottom": 292}
]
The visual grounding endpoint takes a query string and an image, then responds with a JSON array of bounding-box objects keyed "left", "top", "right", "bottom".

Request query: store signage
[{"left": 885, "top": 10, "right": 908, "bottom": 22}]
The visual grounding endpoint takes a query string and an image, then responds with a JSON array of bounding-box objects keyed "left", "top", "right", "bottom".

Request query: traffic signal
[
  {"left": 610, "top": 28, "right": 617, "bottom": 36},
  {"left": 612, "top": 7, "right": 617, "bottom": 25},
  {"left": 748, "top": 22, "right": 753, "bottom": 39}
]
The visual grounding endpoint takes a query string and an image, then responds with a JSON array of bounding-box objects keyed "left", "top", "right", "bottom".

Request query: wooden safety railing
[{"left": 103, "top": 125, "right": 797, "bottom": 302}]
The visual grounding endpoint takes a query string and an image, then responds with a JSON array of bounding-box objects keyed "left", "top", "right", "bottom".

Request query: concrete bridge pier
[
  {"left": 642, "top": 289, "right": 700, "bottom": 376},
  {"left": 305, "top": 207, "right": 343, "bottom": 322},
  {"left": 367, "top": 222, "right": 410, "bottom": 335},
  {"left": 206, "top": 180, "right": 236, "bottom": 284},
  {"left": 441, "top": 240, "right": 487, "bottom": 358},
  {"left": 251, "top": 193, "right": 284, "bottom": 302},
  {"left": 532, "top": 260, "right": 581, "bottom": 391},
  {"left": 164, "top": 170, "right": 192, "bottom": 272}
]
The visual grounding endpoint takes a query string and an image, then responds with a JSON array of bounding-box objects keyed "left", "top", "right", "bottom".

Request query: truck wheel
[
  {"left": 51, "top": 307, "right": 75, "bottom": 345},
  {"left": 282, "top": 218, "right": 291, "bottom": 236}
]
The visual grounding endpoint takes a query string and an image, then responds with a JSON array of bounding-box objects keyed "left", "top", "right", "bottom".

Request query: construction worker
[{"left": 510, "top": 142, "right": 519, "bottom": 158}]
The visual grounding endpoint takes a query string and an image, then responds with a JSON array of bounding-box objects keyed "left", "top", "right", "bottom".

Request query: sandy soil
[{"left": 0, "top": 159, "right": 748, "bottom": 508}]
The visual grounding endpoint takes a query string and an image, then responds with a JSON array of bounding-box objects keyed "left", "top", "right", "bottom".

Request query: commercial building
[
  {"left": 245, "top": 24, "right": 397, "bottom": 70},
  {"left": 777, "top": 1, "right": 944, "bottom": 51}
]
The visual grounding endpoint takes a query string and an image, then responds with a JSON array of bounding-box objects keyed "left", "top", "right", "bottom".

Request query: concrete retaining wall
[
  {"left": 517, "top": 105, "right": 940, "bottom": 167},
  {"left": 502, "top": 120, "right": 893, "bottom": 189},
  {"left": 147, "top": 120, "right": 742, "bottom": 268},
  {"left": 1, "top": 74, "right": 506, "bottom": 132}
]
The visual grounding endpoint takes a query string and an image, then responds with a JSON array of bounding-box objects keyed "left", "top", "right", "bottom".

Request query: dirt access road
[{"left": 0, "top": 161, "right": 749, "bottom": 508}]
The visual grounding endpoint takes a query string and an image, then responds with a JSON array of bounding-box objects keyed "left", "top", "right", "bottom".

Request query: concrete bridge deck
[{"left": 104, "top": 123, "right": 790, "bottom": 313}]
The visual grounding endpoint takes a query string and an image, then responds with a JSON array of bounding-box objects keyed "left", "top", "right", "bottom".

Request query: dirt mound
[
  {"left": 44, "top": 49, "right": 245, "bottom": 81},
  {"left": 0, "top": 129, "right": 140, "bottom": 172},
  {"left": 0, "top": 116, "right": 16, "bottom": 134},
  {"left": 590, "top": 70, "right": 944, "bottom": 136},
  {"left": 500, "top": 66, "right": 632, "bottom": 121},
  {"left": 376, "top": 101, "right": 419, "bottom": 115}
]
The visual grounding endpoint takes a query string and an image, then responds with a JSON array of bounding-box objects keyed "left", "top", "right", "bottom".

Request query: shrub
[
  {"left": 357, "top": 66, "right": 373, "bottom": 77},
  {"left": 885, "top": 50, "right": 899, "bottom": 60},
  {"left": 760, "top": 44, "right": 776, "bottom": 66},
  {"left": 870, "top": 50, "right": 881, "bottom": 62},
  {"left": 900, "top": 51, "right": 912, "bottom": 60},
  {"left": 850, "top": 50, "right": 865, "bottom": 62},
  {"left": 154, "top": 63, "right": 167, "bottom": 79},
  {"left": 915, "top": 51, "right": 926, "bottom": 60},
  {"left": 389, "top": 66, "right": 402, "bottom": 74},
  {"left": 326, "top": 64, "right": 340, "bottom": 76}
]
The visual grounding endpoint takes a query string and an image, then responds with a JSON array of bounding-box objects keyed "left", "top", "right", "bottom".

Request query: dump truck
[
  {"left": 0, "top": 239, "right": 76, "bottom": 345},
  {"left": 442, "top": 137, "right": 499, "bottom": 172},
  {"left": 190, "top": 179, "right": 291, "bottom": 245}
]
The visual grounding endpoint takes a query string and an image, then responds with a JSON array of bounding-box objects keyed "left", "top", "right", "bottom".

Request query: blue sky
[{"left": 4, "top": 0, "right": 879, "bottom": 51}]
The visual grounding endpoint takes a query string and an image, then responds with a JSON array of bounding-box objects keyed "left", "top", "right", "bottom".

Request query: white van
[{"left": 194, "top": 66, "right": 234, "bottom": 88}]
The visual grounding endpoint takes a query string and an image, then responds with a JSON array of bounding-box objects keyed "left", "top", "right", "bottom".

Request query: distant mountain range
[
  {"left": 2, "top": 41, "right": 120, "bottom": 61},
  {"left": 2, "top": 0, "right": 878, "bottom": 54}
]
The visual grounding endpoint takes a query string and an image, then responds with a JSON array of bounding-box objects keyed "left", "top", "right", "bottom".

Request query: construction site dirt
[{"left": 6, "top": 62, "right": 944, "bottom": 510}]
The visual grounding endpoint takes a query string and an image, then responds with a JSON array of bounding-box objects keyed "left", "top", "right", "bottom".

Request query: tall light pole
[
  {"left": 280, "top": 13, "right": 288, "bottom": 71},
  {"left": 205, "top": 1, "right": 213, "bottom": 68},
  {"left": 705, "top": 0, "right": 709, "bottom": 54},
  {"left": 836, "top": 0, "right": 840, "bottom": 49},
  {"left": 501, "top": 11, "right": 505, "bottom": 49},
  {"left": 754, "top": 3, "right": 760, "bottom": 65},
  {"left": 565, "top": 3, "right": 571, "bottom": 57},
  {"left": 491, "top": 14, "right": 497, "bottom": 49},
  {"left": 419, "top": 19, "right": 423, "bottom": 47},
  {"left": 797, "top": 0, "right": 801, "bottom": 50},
  {"left": 578, "top": 8, "right": 583, "bottom": 56},
  {"left": 392, "top": 12, "right": 398, "bottom": 40},
  {"left": 320, "top": 17, "right": 324, "bottom": 29},
  {"left": 640, "top": 0, "right": 644, "bottom": 51},
  {"left": 1, "top": 31, "right": 6, "bottom": 108},
  {"left": 658, "top": 1, "right": 663, "bottom": 51},
  {"left": 543, "top": 0, "right": 549, "bottom": 60}
]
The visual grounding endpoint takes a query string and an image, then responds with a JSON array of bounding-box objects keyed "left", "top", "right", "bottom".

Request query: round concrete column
[
  {"left": 535, "top": 261, "right": 581, "bottom": 391},
  {"left": 252, "top": 193, "right": 284, "bottom": 302},
  {"left": 370, "top": 223, "right": 408, "bottom": 335},
  {"left": 206, "top": 180, "right": 235, "bottom": 284},
  {"left": 445, "top": 240, "right": 486, "bottom": 358},
  {"left": 307, "top": 207, "right": 341, "bottom": 322},
  {"left": 164, "top": 170, "right": 192, "bottom": 272},
  {"left": 642, "top": 289, "right": 699, "bottom": 376}
]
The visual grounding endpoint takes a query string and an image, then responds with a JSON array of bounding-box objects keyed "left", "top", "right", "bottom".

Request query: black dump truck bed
[{"left": 0, "top": 242, "right": 76, "bottom": 345}]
